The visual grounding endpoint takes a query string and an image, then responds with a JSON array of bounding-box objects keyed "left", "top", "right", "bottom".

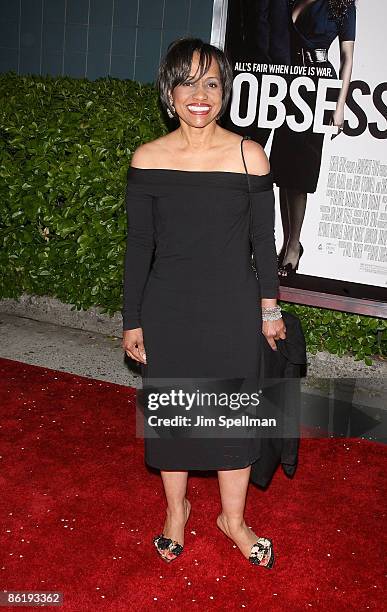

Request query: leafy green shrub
[
  {"left": 0, "top": 72, "right": 167, "bottom": 312},
  {"left": 281, "top": 303, "right": 386, "bottom": 366},
  {"left": 0, "top": 72, "right": 385, "bottom": 364}
]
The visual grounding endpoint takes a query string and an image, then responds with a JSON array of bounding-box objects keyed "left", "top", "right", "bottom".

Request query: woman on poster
[{"left": 270, "top": 0, "right": 357, "bottom": 277}]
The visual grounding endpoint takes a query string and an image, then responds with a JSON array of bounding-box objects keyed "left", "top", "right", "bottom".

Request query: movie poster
[{"left": 216, "top": 0, "right": 387, "bottom": 306}]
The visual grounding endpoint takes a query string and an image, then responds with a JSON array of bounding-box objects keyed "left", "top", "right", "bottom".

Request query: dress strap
[
  {"left": 240, "top": 135, "right": 252, "bottom": 194},
  {"left": 240, "top": 136, "right": 257, "bottom": 275}
]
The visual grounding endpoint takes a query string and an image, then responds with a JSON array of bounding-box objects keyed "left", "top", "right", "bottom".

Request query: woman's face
[{"left": 169, "top": 51, "right": 223, "bottom": 126}]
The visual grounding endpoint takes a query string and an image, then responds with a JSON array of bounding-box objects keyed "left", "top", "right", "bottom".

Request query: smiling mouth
[{"left": 187, "top": 104, "right": 212, "bottom": 115}]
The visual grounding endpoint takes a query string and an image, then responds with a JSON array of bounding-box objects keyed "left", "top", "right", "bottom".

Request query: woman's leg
[
  {"left": 278, "top": 187, "right": 290, "bottom": 262},
  {"left": 216, "top": 465, "right": 260, "bottom": 559},
  {"left": 280, "top": 187, "right": 307, "bottom": 271},
  {"left": 159, "top": 470, "right": 191, "bottom": 545}
]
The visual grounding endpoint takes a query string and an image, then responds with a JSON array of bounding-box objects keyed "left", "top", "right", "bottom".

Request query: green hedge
[
  {"left": 0, "top": 72, "right": 167, "bottom": 311},
  {"left": 0, "top": 72, "right": 385, "bottom": 364}
]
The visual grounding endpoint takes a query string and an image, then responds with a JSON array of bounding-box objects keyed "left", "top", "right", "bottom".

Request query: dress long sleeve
[
  {"left": 250, "top": 181, "right": 280, "bottom": 299},
  {"left": 338, "top": 4, "right": 356, "bottom": 43},
  {"left": 122, "top": 170, "right": 155, "bottom": 330}
]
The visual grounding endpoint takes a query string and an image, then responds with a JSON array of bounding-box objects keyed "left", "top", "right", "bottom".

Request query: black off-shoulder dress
[{"left": 122, "top": 135, "right": 279, "bottom": 471}]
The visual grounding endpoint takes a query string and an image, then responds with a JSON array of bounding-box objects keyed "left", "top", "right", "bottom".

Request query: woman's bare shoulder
[
  {"left": 130, "top": 134, "right": 171, "bottom": 169},
  {"left": 219, "top": 128, "right": 270, "bottom": 175},
  {"left": 240, "top": 137, "right": 270, "bottom": 176}
]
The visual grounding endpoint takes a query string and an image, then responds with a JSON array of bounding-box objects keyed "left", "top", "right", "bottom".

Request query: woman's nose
[{"left": 192, "top": 83, "right": 208, "bottom": 99}]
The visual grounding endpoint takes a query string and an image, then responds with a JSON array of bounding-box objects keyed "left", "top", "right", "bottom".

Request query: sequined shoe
[
  {"left": 249, "top": 537, "right": 275, "bottom": 568},
  {"left": 153, "top": 534, "right": 183, "bottom": 562}
]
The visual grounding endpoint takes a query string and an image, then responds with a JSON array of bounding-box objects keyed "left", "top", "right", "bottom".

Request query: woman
[
  {"left": 121, "top": 38, "right": 286, "bottom": 567},
  {"left": 270, "top": 0, "right": 357, "bottom": 277}
]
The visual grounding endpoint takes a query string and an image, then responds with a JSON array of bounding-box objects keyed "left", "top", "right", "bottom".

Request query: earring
[{"left": 167, "top": 98, "right": 175, "bottom": 119}]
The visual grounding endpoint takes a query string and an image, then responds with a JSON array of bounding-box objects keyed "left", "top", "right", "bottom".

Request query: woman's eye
[{"left": 208, "top": 82, "right": 218, "bottom": 88}]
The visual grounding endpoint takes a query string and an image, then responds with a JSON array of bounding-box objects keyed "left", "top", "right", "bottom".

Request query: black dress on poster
[
  {"left": 222, "top": 0, "right": 291, "bottom": 147},
  {"left": 270, "top": 0, "right": 357, "bottom": 193}
]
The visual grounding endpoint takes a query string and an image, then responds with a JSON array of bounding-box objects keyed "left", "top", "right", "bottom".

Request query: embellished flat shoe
[
  {"left": 249, "top": 537, "right": 275, "bottom": 568},
  {"left": 216, "top": 514, "right": 274, "bottom": 569},
  {"left": 278, "top": 242, "right": 304, "bottom": 278},
  {"left": 153, "top": 534, "right": 184, "bottom": 562}
]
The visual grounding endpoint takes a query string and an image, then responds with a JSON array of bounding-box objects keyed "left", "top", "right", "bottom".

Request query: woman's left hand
[
  {"left": 330, "top": 105, "right": 345, "bottom": 130},
  {"left": 262, "top": 318, "right": 287, "bottom": 351}
]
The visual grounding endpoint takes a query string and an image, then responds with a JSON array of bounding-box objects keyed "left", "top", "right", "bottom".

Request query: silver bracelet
[{"left": 262, "top": 305, "right": 282, "bottom": 321}]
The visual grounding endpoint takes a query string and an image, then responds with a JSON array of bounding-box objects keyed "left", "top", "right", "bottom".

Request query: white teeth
[{"left": 188, "top": 105, "right": 211, "bottom": 111}]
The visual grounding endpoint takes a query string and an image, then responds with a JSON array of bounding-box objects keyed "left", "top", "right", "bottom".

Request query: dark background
[{"left": 0, "top": 0, "right": 213, "bottom": 82}]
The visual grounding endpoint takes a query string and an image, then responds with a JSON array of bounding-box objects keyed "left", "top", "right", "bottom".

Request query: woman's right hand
[{"left": 122, "top": 328, "right": 147, "bottom": 364}]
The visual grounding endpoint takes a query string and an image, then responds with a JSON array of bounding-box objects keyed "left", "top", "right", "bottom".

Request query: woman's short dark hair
[{"left": 156, "top": 37, "right": 233, "bottom": 121}]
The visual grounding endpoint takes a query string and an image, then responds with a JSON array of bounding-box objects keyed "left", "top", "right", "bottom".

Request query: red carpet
[{"left": 0, "top": 357, "right": 385, "bottom": 611}]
